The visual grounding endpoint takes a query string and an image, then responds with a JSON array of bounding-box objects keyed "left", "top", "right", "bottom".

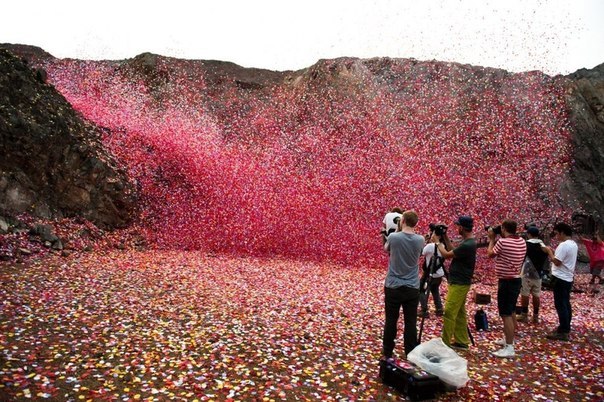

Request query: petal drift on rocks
[{"left": 38, "top": 58, "right": 573, "bottom": 266}]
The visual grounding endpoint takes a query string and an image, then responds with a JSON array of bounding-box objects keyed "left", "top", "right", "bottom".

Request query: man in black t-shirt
[{"left": 435, "top": 216, "right": 477, "bottom": 349}]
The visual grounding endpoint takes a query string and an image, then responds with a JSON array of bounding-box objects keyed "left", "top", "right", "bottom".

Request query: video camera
[
  {"left": 484, "top": 225, "right": 502, "bottom": 235},
  {"left": 429, "top": 223, "right": 448, "bottom": 237}
]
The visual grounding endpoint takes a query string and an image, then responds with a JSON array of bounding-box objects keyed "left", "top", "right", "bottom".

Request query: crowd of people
[{"left": 380, "top": 209, "right": 603, "bottom": 362}]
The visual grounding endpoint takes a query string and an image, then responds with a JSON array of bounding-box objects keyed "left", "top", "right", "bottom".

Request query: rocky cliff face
[
  {"left": 0, "top": 48, "right": 136, "bottom": 227},
  {"left": 561, "top": 63, "right": 604, "bottom": 219}
]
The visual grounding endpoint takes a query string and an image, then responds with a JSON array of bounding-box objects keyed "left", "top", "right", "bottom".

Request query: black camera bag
[
  {"left": 379, "top": 358, "right": 440, "bottom": 400},
  {"left": 474, "top": 308, "right": 488, "bottom": 331}
]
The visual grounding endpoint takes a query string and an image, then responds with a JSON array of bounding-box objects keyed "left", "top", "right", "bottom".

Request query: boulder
[
  {"left": 562, "top": 63, "right": 604, "bottom": 218},
  {"left": 0, "top": 49, "right": 138, "bottom": 228},
  {"left": 0, "top": 216, "right": 8, "bottom": 233}
]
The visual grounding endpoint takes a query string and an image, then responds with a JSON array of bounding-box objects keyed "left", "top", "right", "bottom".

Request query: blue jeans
[
  {"left": 383, "top": 286, "right": 419, "bottom": 357},
  {"left": 553, "top": 277, "right": 573, "bottom": 333}
]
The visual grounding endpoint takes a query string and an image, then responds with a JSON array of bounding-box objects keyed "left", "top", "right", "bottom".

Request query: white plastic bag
[{"left": 407, "top": 337, "right": 469, "bottom": 388}]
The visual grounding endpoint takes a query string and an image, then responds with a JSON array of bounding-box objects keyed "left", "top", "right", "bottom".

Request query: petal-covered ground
[{"left": 1, "top": 251, "right": 602, "bottom": 401}]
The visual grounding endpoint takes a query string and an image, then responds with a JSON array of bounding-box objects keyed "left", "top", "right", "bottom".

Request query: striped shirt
[{"left": 492, "top": 236, "right": 527, "bottom": 279}]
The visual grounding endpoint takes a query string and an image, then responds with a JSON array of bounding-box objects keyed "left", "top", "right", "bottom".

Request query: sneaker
[
  {"left": 516, "top": 313, "right": 528, "bottom": 323},
  {"left": 451, "top": 342, "right": 469, "bottom": 351},
  {"left": 532, "top": 315, "right": 540, "bottom": 324},
  {"left": 435, "top": 309, "right": 444, "bottom": 316},
  {"left": 492, "top": 345, "right": 515, "bottom": 358},
  {"left": 545, "top": 331, "right": 569, "bottom": 341}
]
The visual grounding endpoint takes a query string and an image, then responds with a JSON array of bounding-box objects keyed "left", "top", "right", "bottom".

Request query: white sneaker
[
  {"left": 492, "top": 345, "right": 515, "bottom": 358},
  {"left": 494, "top": 338, "right": 514, "bottom": 346},
  {"left": 493, "top": 338, "right": 514, "bottom": 346}
]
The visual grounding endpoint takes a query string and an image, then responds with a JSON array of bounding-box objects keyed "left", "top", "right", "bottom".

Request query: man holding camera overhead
[
  {"left": 435, "top": 216, "right": 477, "bottom": 350},
  {"left": 382, "top": 210, "right": 425, "bottom": 360},
  {"left": 486, "top": 220, "right": 527, "bottom": 358}
]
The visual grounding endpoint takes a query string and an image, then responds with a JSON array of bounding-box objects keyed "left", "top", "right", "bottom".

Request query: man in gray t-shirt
[{"left": 382, "top": 210, "right": 425, "bottom": 359}]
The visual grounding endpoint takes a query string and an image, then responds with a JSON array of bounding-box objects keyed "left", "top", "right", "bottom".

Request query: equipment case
[{"left": 379, "top": 358, "right": 441, "bottom": 400}]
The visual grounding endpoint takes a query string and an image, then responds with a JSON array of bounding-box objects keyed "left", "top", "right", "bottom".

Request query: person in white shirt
[
  {"left": 419, "top": 233, "right": 445, "bottom": 317},
  {"left": 381, "top": 207, "right": 403, "bottom": 244},
  {"left": 542, "top": 222, "right": 578, "bottom": 341}
]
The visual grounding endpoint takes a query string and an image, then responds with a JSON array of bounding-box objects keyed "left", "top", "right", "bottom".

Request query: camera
[
  {"left": 429, "top": 223, "right": 448, "bottom": 236},
  {"left": 485, "top": 225, "right": 502, "bottom": 235}
]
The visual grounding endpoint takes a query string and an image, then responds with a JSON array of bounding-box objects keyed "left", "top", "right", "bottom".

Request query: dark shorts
[{"left": 497, "top": 278, "right": 522, "bottom": 317}]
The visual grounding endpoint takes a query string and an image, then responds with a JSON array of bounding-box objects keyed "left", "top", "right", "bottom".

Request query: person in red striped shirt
[{"left": 486, "top": 219, "right": 527, "bottom": 358}]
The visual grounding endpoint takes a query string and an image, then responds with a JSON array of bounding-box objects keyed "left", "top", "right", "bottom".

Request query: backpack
[
  {"left": 474, "top": 308, "right": 488, "bottom": 331},
  {"left": 422, "top": 244, "right": 445, "bottom": 276}
]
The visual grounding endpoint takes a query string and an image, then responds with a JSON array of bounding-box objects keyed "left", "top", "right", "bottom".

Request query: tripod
[{"left": 418, "top": 242, "right": 440, "bottom": 343}]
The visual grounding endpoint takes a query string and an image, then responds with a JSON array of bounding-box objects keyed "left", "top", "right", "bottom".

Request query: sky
[{"left": 2, "top": 0, "right": 603, "bottom": 75}]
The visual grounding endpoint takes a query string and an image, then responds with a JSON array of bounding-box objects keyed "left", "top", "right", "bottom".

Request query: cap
[
  {"left": 527, "top": 226, "right": 540, "bottom": 236},
  {"left": 454, "top": 215, "right": 474, "bottom": 231}
]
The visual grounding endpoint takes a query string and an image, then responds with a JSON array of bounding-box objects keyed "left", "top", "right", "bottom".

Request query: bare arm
[
  {"left": 442, "top": 232, "right": 453, "bottom": 252},
  {"left": 437, "top": 242, "right": 455, "bottom": 259},
  {"left": 486, "top": 229, "right": 497, "bottom": 258},
  {"left": 543, "top": 246, "right": 562, "bottom": 266}
]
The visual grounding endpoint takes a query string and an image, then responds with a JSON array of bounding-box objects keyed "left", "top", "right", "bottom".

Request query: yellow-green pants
[{"left": 441, "top": 284, "right": 471, "bottom": 346}]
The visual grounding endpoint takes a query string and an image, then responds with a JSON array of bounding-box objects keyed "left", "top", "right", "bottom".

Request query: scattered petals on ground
[{"left": 1, "top": 251, "right": 602, "bottom": 401}]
